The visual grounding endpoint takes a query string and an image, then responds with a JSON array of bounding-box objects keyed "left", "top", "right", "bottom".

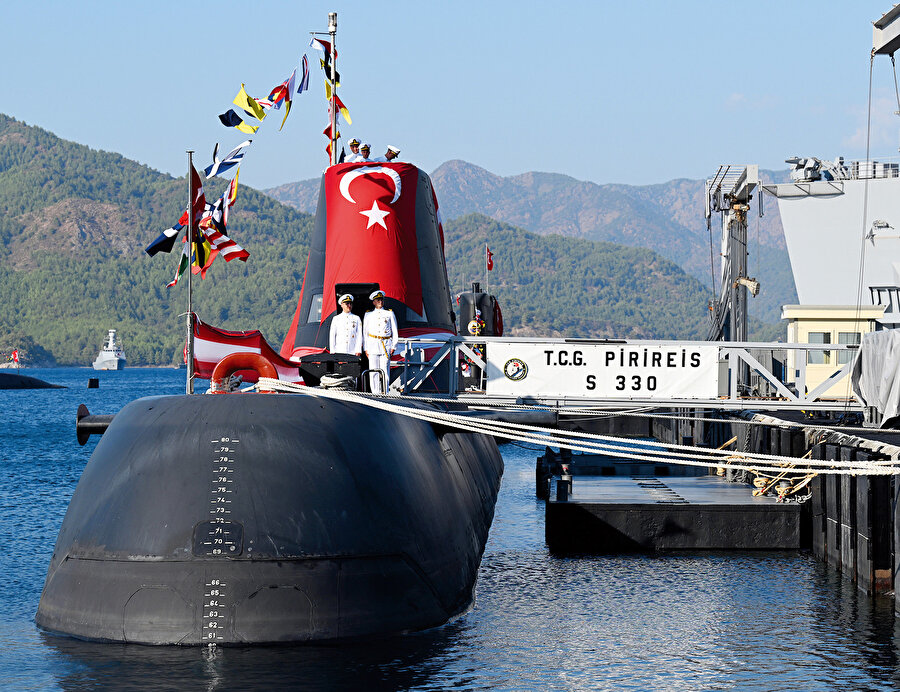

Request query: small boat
[{"left": 92, "top": 330, "right": 126, "bottom": 371}]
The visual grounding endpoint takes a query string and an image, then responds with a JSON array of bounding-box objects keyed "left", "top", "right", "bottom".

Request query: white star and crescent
[
  {"left": 359, "top": 200, "right": 391, "bottom": 229},
  {"left": 339, "top": 166, "right": 402, "bottom": 231}
]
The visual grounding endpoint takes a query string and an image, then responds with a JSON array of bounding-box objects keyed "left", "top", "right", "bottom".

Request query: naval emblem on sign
[
  {"left": 488, "top": 343, "right": 719, "bottom": 398},
  {"left": 503, "top": 357, "right": 528, "bottom": 381}
]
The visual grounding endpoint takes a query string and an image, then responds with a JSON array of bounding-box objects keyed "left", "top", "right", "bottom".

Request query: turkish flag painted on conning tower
[{"left": 322, "top": 162, "right": 422, "bottom": 317}]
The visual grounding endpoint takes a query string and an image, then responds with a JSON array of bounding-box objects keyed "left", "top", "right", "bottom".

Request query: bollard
[
  {"left": 770, "top": 427, "right": 781, "bottom": 457},
  {"left": 536, "top": 450, "right": 553, "bottom": 500},
  {"left": 556, "top": 465, "right": 572, "bottom": 502}
]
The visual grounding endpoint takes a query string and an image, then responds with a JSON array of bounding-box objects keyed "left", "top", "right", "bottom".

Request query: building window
[
  {"left": 837, "top": 332, "right": 861, "bottom": 364},
  {"left": 807, "top": 332, "right": 831, "bottom": 364},
  {"left": 306, "top": 294, "right": 322, "bottom": 323}
]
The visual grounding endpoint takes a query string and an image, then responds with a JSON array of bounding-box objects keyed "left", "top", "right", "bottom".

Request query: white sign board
[{"left": 484, "top": 343, "right": 719, "bottom": 399}]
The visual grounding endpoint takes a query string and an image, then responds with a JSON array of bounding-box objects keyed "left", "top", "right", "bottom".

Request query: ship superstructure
[
  {"left": 764, "top": 156, "right": 900, "bottom": 326},
  {"left": 762, "top": 5, "right": 900, "bottom": 327},
  {"left": 92, "top": 329, "right": 126, "bottom": 371}
]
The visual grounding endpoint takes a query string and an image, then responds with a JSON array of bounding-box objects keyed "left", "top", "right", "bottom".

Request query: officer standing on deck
[
  {"left": 329, "top": 293, "right": 362, "bottom": 355},
  {"left": 363, "top": 290, "right": 398, "bottom": 394},
  {"left": 359, "top": 143, "right": 371, "bottom": 161},
  {"left": 345, "top": 138, "right": 363, "bottom": 162},
  {"left": 371, "top": 145, "right": 400, "bottom": 163}
]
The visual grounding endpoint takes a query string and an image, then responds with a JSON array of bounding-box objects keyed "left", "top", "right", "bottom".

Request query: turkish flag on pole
[
  {"left": 11, "top": 349, "right": 18, "bottom": 363},
  {"left": 486, "top": 246, "right": 494, "bottom": 271}
]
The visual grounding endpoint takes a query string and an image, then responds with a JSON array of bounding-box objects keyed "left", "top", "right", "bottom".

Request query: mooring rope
[
  {"left": 364, "top": 392, "right": 870, "bottom": 434},
  {"left": 250, "top": 379, "right": 900, "bottom": 476}
]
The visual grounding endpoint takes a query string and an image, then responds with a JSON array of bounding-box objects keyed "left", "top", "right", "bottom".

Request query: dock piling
[{"left": 824, "top": 443, "right": 842, "bottom": 570}]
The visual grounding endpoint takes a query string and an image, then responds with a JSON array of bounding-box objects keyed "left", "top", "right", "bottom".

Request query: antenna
[
  {"left": 329, "top": 12, "right": 338, "bottom": 166},
  {"left": 186, "top": 150, "right": 195, "bottom": 395}
]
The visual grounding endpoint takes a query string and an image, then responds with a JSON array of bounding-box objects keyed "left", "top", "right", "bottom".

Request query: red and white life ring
[{"left": 211, "top": 352, "right": 278, "bottom": 393}]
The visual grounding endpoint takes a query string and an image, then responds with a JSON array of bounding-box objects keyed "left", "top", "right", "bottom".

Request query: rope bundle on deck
[{"left": 251, "top": 378, "right": 900, "bottom": 477}]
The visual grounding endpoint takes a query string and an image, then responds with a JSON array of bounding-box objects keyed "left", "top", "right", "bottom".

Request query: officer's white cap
[
  {"left": 387, "top": 145, "right": 400, "bottom": 154},
  {"left": 369, "top": 290, "right": 385, "bottom": 300},
  {"left": 361, "top": 142, "right": 371, "bottom": 150},
  {"left": 348, "top": 138, "right": 360, "bottom": 147},
  {"left": 338, "top": 293, "right": 353, "bottom": 304}
]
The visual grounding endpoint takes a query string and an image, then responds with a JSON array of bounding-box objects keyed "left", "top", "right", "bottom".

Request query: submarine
[
  {"left": 0, "top": 371, "right": 64, "bottom": 389},
  {"left": 35, "top": 161, "right": 506, "bottom": 645}
]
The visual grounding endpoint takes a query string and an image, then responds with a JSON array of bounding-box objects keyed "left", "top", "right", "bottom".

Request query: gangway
[{"left": 392, "top": 335, "right": 863, "bottom": 413}]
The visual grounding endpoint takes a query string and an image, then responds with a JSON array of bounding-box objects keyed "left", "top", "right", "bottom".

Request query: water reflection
[
  {"left": 42, "top": 552, "right": 900, "bottom": 691},
  {"left": 41, "top": 624, "right": 469, "bottom": 691},
  {"left": 7, "top": 383, "right": 900, "bottom": 690}
]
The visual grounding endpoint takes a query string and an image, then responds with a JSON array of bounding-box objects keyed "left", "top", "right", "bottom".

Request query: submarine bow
[{"left": 36, "top": 394, "right": 503, "bottom": 644}]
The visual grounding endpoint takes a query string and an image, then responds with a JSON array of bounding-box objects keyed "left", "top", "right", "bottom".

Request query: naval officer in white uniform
[
  {"left": 329, "top": 293, "right": 363, "bottom": 355},
  {"left": 371, "top": 145, "right": 400, "bottom": 163},
  {"left": 345, "top": 138, "right": 363, "bottom": 163},
  {"left": 363, "top": 290, "right": 398, "bottom": 394}
]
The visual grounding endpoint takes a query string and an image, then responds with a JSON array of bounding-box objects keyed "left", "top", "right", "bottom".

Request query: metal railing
[{"left": 391, "top": 336, "right": 863, "bottom": 412}]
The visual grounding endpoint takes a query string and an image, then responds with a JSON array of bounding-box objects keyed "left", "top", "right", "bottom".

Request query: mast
[
  {"left": 705, "top": 164, "right": 759, "bottom": 392},
  {"left": 329, "top": 12, "right": 338, "bottom": 166},
  {"left": 485, "top": 242, "right": 489, "bottom": 298},
  {"left": 186, "top": 150, "right": 195, "bottom": 395}
]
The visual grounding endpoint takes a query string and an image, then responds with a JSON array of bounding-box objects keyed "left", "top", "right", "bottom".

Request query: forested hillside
[
  {"left": 0, "top": 114, "right": 781, "bottom": 365},
  {"left": 0, "top": 114, "right": 313, "bottom": 365},
  {"left": 266, "top": 161, "right": 796, "bottom": 324},
  {"left": 444, "top": 214, "right": 710, "bottom": 339},
  {"left": 443, "top": 214, "right": 782, "bottom": 342}
]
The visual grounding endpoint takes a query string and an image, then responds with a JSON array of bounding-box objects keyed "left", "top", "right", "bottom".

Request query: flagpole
[
  {"left": 328, "top": 12, "right": 338, "bottom": 166},
  {"left": 186, "top": 150, "right": 195, "bottom": 395},
  {"left": 485, "top": 242, "right": 489, "bottom": 298}
]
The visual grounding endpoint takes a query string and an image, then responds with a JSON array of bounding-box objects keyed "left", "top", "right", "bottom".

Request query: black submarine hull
[
  {"left": 0, "top": 371, "right": 64, "bottom": 389},
  {"left": 36, "top": 393, "right": 503, "bottom": 644}
]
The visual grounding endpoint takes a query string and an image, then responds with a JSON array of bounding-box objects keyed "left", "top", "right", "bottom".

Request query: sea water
[{"left": 2, "top": 368, "right": 899, "bottom": 690}]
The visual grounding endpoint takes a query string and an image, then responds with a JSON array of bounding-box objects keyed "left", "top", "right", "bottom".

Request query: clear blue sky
[{"left": 1, "top": 1, "right": 897, "bottom": 190}]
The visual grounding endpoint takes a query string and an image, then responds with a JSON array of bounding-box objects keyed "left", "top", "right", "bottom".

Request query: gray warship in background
[
  {"left": 36, "top": 160, "right": 506, "bottom": 645},
  {"left": 92, "top": 329, "right": 126, "bottom": 371}
]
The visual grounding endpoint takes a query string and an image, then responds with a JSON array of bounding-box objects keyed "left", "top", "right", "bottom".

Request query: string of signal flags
[{"left": 144, "top": 36, "right": 352, "bottom": 287}]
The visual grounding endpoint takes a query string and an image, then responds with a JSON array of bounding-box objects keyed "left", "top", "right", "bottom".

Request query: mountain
[
  {"left": 0, "top": 114, "right": 779, "bottom": 365},
  {"left": 265, "top": 161, "right": 796, "bottom": 323},
  {"left": 445, "top": 214, "right": 711, "bottom": 339},
  {"left": 266, "top": 178, "right": 320, "bottom": 216},
  {"left": 0, "top": 114, "right": 314, "bottom": 366}
]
